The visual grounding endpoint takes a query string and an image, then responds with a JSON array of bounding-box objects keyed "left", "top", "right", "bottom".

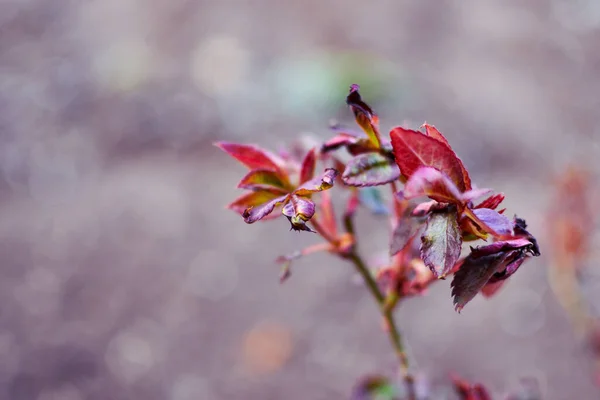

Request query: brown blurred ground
[{"left": 1, "top": 0, "right": 600, "bottom": 399}]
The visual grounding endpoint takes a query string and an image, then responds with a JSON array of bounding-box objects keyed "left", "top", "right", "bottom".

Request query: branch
[{"left": 345, "top": 219, "right": 416, "bottom": 400}]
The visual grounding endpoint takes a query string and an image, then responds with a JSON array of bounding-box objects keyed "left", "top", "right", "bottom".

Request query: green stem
[{"left": 345, "top": 228, "right": 416, "bottom": 399}]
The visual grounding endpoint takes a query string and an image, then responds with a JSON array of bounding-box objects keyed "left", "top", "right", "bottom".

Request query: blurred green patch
[{"left": 271, "top": 50, "right": 417, "bottom": 118}]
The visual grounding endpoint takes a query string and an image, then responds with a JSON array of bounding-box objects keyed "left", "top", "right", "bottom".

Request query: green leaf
[
  {"left": 342, "top": 152, "right": 400, "bottom": 187},
  {"left": 351, "top": 375, "right": 399, "bottom": 400}
]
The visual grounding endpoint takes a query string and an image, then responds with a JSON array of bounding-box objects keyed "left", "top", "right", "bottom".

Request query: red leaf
[
  {"left": 347, "top": 84, "right": 381, "bottom": 148},
  {"left": 318, "top": 190, "right": 338, "bottom": 236},
  {"left": 474, "top": 193, "right": 505, "bottom": 210},
  {"left": 390, "top": 127, "right": 468, "bottom": 191},
  {"left": 215, "top": 141, "right": 283, "bottom": 172},
  {"left": 342, "top": 152, "right": 401, "bottom": 187},
  {"left": 237, "top": 169, "right": 290, "bottom": 191},
  {"left": 344, "top": 190, "right": 360, "bottom": 219},
  {"left": 294, "top": 168, "right": 338, "bottom": 196},
  {"left": 402, "top": 166, "right": 462, "bottom": 204},
  {"left": 451, "top": 374, "right": 492, "bottom": 400},
  {"left": 242, "top": 194, "right": 289, "bottom": 223},
  {"left": 421, "top": 123, "right": 472, "bottom": 191},
  {"left": 299, "top": 148, "right": 316, "bottom": 184},
  {"left": 420, "top": 208, "right": 462, "bottom": 278},
  {"left": 421, "top": 122, "right": 451, "bottom": 148}
]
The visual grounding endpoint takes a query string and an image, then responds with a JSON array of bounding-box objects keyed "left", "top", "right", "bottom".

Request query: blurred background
[{"left": 1, "top": 0, "right": 600, "bottom": 399}]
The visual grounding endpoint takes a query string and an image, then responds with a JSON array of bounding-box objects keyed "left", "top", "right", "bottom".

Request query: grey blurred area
[{"left": 1, "top": 0, "right": 600, "bottom": 399}]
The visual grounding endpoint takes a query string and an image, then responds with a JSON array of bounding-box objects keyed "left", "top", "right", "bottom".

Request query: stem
[
  {"left": 310, "top": 217, "right": 337, "bottom": 244},
  {"left": 345, "top": 226, "right": 416, "bottom": 399},
  {"left": 390, "top": 181, "right": 403, "bottom": 221},
  {"left": 348, "top": 252, "right": 384, "bottom": 303}
]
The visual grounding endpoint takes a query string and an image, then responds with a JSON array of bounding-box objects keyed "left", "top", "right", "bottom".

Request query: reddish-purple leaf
[
  {"left": 451, "top": 238, "right": 538, "bottom": 311},
  {"left": 390, "top": 127, "right": 469, "bottom": 191},
  {"left": 420, "top": 208, "right": 462, "bottom": 278},
  {"left": 342, "top": 152, "right": 400, "bottom": 187},
  {"left": 282, "top": 195, "right": 316, "bottom": 232},
  {"left": 488, "top": 255, "right": 528, "bottom": 286},
  {"left": 451, "top": 251, "right": 511, "bottom": 312},
  {"left": 294, "top": 168, "right": 338, "bottom": 196},
  {"left": 411, "top": 200, "right": 444, "bottom": 217},
  {"left": 227, "top": 190, "right": 284, "bottom": 218},
  {"left": 390, "top": 215, "right": 425, "bottom": 256},
  {"left": 347, "top": 84, "right": 381, "bottom": 148},
  {"left": 242, "top": 194, "right": 289, "bottom": 224},
  {"left": 513, "top": 217, "right": 541, "bottom": 256},
  {"left": 214, "top": 141, "right": 283, "bottom": 172},
  {"left": 299, "top": 148, "right": 317, "bottom": 184},
  {"left": 474, "top": 193, "right": 505, "bottom": 210},
  {"left": 504, "top": 252, "right": 528, "bottom": 276},
  {"left": 322, "top": 132, "right": 358, "bottom": 151},
  {"left": 237, "top": 169, "right": 290, "bottom": 191},
  {"left": 472, "top": 208, "right": 513, "bottom": 236},
  {"left": 469, "top": 238, "right": 534, "bottom": 258},
  {"left": 321, "top": 134, "right": 378, "bottom": 156},
  {"left": 402, "top": 166, "right": 462, "bottom": 204}
]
